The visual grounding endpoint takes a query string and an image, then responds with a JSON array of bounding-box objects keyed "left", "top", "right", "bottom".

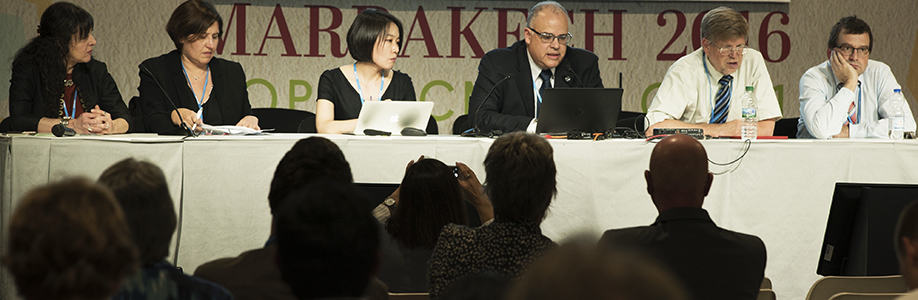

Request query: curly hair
[
  {"left": 2, "top": 178, "right": 139, "bottom": 300},
  {"left": 11, "top": 2, "right": 94, "bottom": 117},
  {"left": 387, "top": 158, "right": 468, "bottom": 249}
]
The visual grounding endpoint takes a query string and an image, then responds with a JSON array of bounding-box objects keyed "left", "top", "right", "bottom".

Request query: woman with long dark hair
[
  {"left": 9, "top": 2, "right": 131, "bottom": 134},
  {"left": 376, "top": 158, "right": 493, "bottom": 292}
]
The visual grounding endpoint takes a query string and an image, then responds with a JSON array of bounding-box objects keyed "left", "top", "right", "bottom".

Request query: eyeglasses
[
  {"left": 527, "top": 27, "right": 573, "bottom": 45},
  {"left": 835, "top": 45, "right": 870, "bottom": 56},
  {"left": 710, "top": 42, "right": 747, "bottom": 56}
]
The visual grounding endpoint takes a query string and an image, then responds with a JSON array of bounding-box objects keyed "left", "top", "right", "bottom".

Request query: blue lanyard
[
  {"left": 354, "top": 63, "right": 384, "bottom": 104},
  {"left": 180, "top": 62, "right": 209, "bottom": 114},
  {"left": 532, "top": 77, "right": 544, "bottom": 106},
  {"left": 702, "top": 51, "right": 734, "bottom": 118},
  {"left": 847, "top": 82, "right": 862, "bottom": 125},
  {"left": 62, "top": 90, "right": 78, "bottom": 118}
]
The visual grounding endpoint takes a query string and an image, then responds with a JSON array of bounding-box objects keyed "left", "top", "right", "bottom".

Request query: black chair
[
  {"left": 0, "top": 117, "right": 11, "bottom": 133},
  {"left": 128, "top": 96, "right": 146, "bottom": 133},
  {"left": 426, "top": 115, "right": 438, "bottom": 135},
  {"left": 452, "top": 114, "right": 470, "bottom": 135},
  {"left": 774, "top": 117, "right": 798, "bottom": 138},
  {"left": 616, "top": 111, "right": 646, "bottom": 133},
  {"left": 252, "top": 108, "right": 314, "bottom": 133},
  {"left": 297, "top": 114, "right": 317, "bottom": 133}
]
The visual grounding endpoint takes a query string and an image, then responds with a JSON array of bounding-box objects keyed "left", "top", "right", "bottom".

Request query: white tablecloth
[{"left": 3, "top": 134, "right": 918, "bottom": 300}]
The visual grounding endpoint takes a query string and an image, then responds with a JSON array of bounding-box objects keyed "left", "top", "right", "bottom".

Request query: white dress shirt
[
  {"left": 798, "top": 59, "right": 916, "bottom": 138},
  {"left": 646, "top": 48, "right": 782, "bottom": 127}
]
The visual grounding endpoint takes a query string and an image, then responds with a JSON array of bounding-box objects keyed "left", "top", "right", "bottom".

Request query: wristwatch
[
  {"left": 60, "top": 116, "right": 71, "bottom": 127},
  {"left": 383, "top": 197, "right": 396, "bottom": 208}
]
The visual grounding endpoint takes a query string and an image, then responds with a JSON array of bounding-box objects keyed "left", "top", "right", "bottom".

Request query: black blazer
[
  {"left": 138, "top": 50, "right": 254, "bottom": 133},
  {"left": 468, "top": 40, "right": 603, "bottom": 133},
  {"left": 8, "top": 59, "right": 131, "bottom": 131},
  {"left": 599, "top": 207, "right": 767, "bottom": 300}
]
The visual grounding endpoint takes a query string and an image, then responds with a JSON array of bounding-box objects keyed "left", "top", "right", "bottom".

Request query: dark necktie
[
  {"left": 538, "top": 69, "right": 552, "bottom": 117},
  {"left": 711, "top": 75, "right": 733, "bottom": 124}
]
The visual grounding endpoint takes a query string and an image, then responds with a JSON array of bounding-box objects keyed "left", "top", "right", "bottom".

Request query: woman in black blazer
[
  {"left": 9, "top": 2, "right": 130, "bottom": 134},
  {"left": 139, "top": 0, "right": 258, "bottom": 133}
]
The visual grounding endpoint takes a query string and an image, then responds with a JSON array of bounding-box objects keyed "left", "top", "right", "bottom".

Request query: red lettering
[
  {"left": 759, "top": 11, "right": 791, "bottom": 62},
  {"left": 255, "top": 4, "right": 300, "bottom": 57},
  {"left": 656, "top": 10, "right": 687, "bottom": 61},
  {"left": 304, "top": 5, "right": 345, "bottom": 58},
  {"left": 217, "top": 3, "right": 251, "bottom": 56},
  {"left": 353, "top": 6, "right": 387, "bottom": 13},
  {"left": 401, "top": 6, "right": 441, "bottom": 58},
  {"left": 691, "top": 10, "right": 709, "bottom": 50},
  {"left": 583, "top": 9, "right": 626, "bottom": 61},
  {"left": 447, "top": 7, "right": 487, "bottom": 59},
  {"left": 495, "top": 8, "right": 527, "bottom": 48}
]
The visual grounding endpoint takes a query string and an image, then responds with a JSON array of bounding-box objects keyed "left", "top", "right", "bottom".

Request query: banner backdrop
[{"left": 3, "top": 0, "right": 918, "bottom": 134}]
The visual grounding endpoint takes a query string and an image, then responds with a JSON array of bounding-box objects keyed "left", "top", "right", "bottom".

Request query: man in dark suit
[
  {"left": 468, "top": 1, "right": 603, "bottom": 133},
  {"left": 599, "top": 134, "right": 767, "bottom": 300}
]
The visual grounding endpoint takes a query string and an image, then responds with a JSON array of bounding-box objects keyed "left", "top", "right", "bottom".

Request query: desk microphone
[
  {"left": 462, "top": 74, "right": 513, "bottom": 137},
  {"left": 140, "top": 63, "right": 195, "bottom": 137},
  {"left": 51, "top": 124, "right": 76, "bottom": 137},
  {"left": 565, "top": 65, "right": 585, "bottom": 87}
]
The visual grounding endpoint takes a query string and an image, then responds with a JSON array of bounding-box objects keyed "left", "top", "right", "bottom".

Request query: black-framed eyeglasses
[
  {"left": 710, "top": 42, "right": 747, "bottom": 56},
  {"left": 527, "top": 27, "right": 573, "bottom": 45},
  {"left": 835, "top": 45, "right": 870, "bottom": 56}
]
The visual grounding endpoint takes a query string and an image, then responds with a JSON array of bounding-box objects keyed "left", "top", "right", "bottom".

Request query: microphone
[
  {"left": 140, "top": 63, "right": 195, "bottom": 137},
  {"left": 462, "top": 74, "right": 513, "bottom": 137},
  {"left": 565, "top": 65, "right": 585, "bottom": 87},
  {"left": 51, "top": 124, "right": 76, "bottom": 137}
]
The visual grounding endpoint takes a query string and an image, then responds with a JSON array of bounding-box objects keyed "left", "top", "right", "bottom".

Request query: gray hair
[{"left": 527, "top": 1, "right": 569, "bottom": 27}]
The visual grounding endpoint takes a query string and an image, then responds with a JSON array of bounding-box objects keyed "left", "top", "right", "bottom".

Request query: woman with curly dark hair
[{"left": 9, "top": 2, "right": 131, "bottom": 134}]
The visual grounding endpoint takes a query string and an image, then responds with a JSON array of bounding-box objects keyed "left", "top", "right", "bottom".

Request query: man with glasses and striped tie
[
  {"left": 645, "top": 7, "right": 782, "bottom": 137},
  {"left": 798, "top": 16, "right": 916, "bottom": 139},
  {"left": 467, "top": 1, "right": 603, "bottom": 134}
]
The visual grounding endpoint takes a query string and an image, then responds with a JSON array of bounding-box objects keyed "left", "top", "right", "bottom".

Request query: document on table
[{"left": 199, "top": 124, "right": 267, "bottom": 135}]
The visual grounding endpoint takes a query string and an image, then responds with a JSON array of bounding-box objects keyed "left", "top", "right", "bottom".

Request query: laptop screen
[{"left": 536, "top": 88, "right": 623, "bottom": 134}]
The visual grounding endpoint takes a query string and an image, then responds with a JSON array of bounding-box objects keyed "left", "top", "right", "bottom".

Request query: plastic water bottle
[
  {"left": 740, "top": 86, "right": 757, "bottom": 140},
  {"left": 888, "top": 88, "right": 906, "bottom": 140}
]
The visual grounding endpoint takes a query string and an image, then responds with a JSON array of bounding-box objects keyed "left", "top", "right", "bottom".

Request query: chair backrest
[
  {"left": 757, "top": 289, "right": 776, "bottom": 300},
  {"left": 252, "top": 108, "right": 315, "bottom": 133},
  {"left": 298, "top": 114, "right": 317, "bottom": 133},
  {"left": 426, "top": 115, "right": 438, "bottom": 135},
  {"left": 128, "top": 96, "right": 146, "bottom": 133},
  {"left": 828, "top": 292, "right": 907, "bottom": 300},
  {"left": 774, "top": 117, "right": 798, "bottom": 138},
  {"left": 806, "top": 276, "right": 908, "bottom": 300},
  {"left": 616, "top": 110, "right": 646, "bottom": 133},
  {"left": 761, "top": 276, "right": 773, "bottom": 290},
  {"left": 0, "top": 117, "right": 11, "bottom": 133},
  {"left": 388, "top": 292, "right": 430, "bottom": 300},
  {"left": 452, "top": 114, "right": 470, "bottom": 135}
]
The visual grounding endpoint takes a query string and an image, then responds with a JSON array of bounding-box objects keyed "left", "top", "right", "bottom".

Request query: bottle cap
[
  {"left": 895, "top": 88, "right": 902, "bottom": 93},
  {"left": 745, "top": 86, "right": 754, "bottom": 92}
]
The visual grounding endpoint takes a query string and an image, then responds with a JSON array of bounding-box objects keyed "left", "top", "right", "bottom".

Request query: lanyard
[
  {"left": 702, "top": 51, "right": 734, "bottom": 118},
  {"left": 532, "top": 77, "right": 544, "bottom": 107},
  {"left": 354, "top": 63, "right": 384, "bottom": 104},
  {"left": 180, "top": 63, "right": 209, "bottom": 114},
  {"left": 62, "top": 90, "right": 78, "bottom": 118}
]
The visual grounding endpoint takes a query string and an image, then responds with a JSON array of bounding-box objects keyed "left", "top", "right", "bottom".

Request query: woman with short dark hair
[
  {"left": 139, "top": 0, "right": 258, "bottom": 133},
  {"left": 9, "top": 2, "right": 131, "bottom": 134},
  {"left": 315, "top": 9, "right": 416, "bottom": 134}
]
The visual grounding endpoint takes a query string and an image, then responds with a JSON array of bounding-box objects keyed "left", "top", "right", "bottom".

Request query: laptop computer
[
  {"left": 536, "top": 88, "right": 623, "bottom": 134},
  {"left": 353, "top": 101, "right": 434, "bottom": 135}
]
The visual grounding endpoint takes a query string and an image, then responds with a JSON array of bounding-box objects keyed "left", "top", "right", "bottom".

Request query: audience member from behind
[
  {"left": 427, "top": 132, "right": 558, "bottom": 299},
  {"left": 2, "top": 178, "right": 138, "bottom": 300},
  {"left": 375, "top": 158, "right": 494, "bottom": 292},
  {"left": 894, "top": 201, "right": 918, "bottom": 299},
  {"left": 275, "top": 180, "right": 379, "bottom": 300},
  {"left": 505, "top": 240, "right": 688, "bottom": 300},
  {"left": 599, "top": 134, "right": 766, "bottom": 300},
  {"left": 195, "top": 137, "right": 386, "bottom": 300},
  {"left": 9, "top": 2, "right": 131, "bottom": 134},
  {"left": 98, "top": 158, "right": 232, "bottom": 300}
]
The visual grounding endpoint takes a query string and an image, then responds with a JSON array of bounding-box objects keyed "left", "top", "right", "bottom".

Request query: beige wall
[{"left": 3, "top": 0, "right": 917, "bottom": 132}]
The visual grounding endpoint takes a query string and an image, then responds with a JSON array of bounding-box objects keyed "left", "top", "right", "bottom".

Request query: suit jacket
[
  {"left": 138, "top": 50, "right": 254, "bottom": 133},
  {"left": 9, "top": 59, "right": 132, "bottom": 131},
  {"left": 468, "top": 40, "right": 603, "bottom": 133},
  {"left": 599, "top": 207, "right": 767, "bottom": 300}
]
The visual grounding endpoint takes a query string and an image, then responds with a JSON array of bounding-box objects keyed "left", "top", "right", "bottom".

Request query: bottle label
[
  {"left": 742, "top": 107, "right": 757, "bottom": 118},
  {"left": 892, "top": 117, "right": 905, "bottom": 130}
]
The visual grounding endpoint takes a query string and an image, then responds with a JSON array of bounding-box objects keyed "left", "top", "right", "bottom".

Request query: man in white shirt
[
  {"left": 645, "top": 7, "right": 782, "bottom": 137},
  {"left": 798, "top": 16, "right": 916, "bottom": 139}
]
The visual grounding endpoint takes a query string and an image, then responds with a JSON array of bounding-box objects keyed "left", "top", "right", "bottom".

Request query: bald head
[{"left": 645, "top": 134, "right": 712, "bottom": 211}]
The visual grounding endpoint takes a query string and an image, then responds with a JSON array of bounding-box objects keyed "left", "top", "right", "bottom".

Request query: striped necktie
[
  {"left": 538, "top": 69, "right": 552, "bottom": 117},
  {"left": 711, "top": 75, "right": 732, "bottom": 124}
]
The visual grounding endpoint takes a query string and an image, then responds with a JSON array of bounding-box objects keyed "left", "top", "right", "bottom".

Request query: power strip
[{"left": 653, "top": 128, "right": 704, "bottom": 135}]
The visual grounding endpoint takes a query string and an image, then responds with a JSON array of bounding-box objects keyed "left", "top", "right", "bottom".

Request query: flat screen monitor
[{"left": 817, "top": 182, "right": 918, "bottom": 276}]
